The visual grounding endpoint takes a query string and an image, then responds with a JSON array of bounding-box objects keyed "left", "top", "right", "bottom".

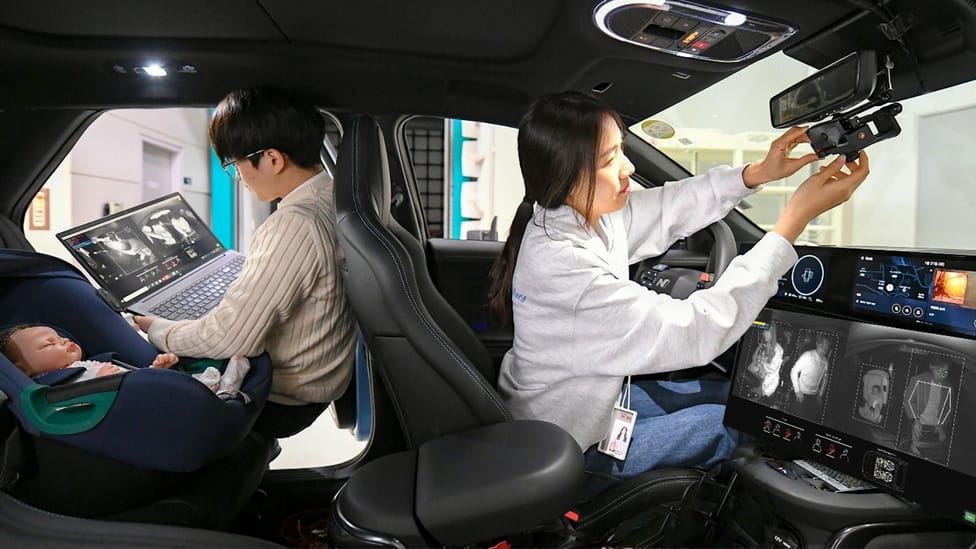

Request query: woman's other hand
[
  {"left": 742, "top": 126, "right": 819, "bottom": 188},
  {"left": 772, "top": 152, "right": 870, "bottom": 243}
]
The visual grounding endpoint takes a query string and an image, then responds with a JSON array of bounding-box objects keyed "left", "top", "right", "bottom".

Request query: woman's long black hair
[{"left": 487, "top": 91, "right": 624, "bottom": 326}]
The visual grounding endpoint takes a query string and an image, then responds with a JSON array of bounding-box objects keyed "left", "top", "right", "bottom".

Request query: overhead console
[
  {"left": 726, "top": 245, "right": 976, "bottom": 528},
  {"left": 593, "top": 0, "right": 796, "bottom": 62}
]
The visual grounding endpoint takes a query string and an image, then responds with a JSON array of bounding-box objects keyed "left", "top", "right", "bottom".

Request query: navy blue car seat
[{"left": 0, "top": 248, "right": 273, "bottom": 527}]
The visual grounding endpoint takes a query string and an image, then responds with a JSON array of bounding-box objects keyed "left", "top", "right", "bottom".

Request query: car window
[
  {"left": 402, "top": 116, "right": 523, "bottom": 241},
  {"left": 23, "top": 107, "right": 363, "bottom": 470},
  {"left": 26, "top": 109, "right": 219, "bottom": 262},
  {"left": 634, "top": 51, "right": 976, "bottom": 251}
]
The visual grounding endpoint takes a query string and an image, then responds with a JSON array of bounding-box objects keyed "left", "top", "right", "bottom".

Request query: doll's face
[{"left": 6, "top": 326, "right": 83, "bottom": 376}]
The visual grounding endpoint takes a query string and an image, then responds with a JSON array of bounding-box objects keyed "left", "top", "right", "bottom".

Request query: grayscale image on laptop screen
[{"left": 57, "top": 194, "right": 227, "bottom": 306}]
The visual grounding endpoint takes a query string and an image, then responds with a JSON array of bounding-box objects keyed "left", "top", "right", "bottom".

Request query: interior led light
[
  {"left": 143, "top": 64, "right": 167, "bottom": 77},
  {"left": 724, "top": 12, "right": 747, "bottom": 26}
]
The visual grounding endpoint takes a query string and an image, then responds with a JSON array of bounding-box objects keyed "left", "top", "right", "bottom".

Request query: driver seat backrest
[
  {"left": 331, "top": 116, "right": 586, "bottom": 547},
  {"left": 334, "top": 116, "right": 510, "bottom": 448}
]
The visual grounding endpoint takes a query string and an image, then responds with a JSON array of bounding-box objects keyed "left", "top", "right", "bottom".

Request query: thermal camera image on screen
[
  {"left": 854, "top": 364, "right": 892, "bottom": 428},
  {"left": 932, "top": 269, "right": 976, "bottom": 310},
  {"left": 734, "top": 318, "right": 796, "bottom": 412},
  {"left": 140, "top": 207, "right": 201, "bottom": 248},
  {"left": 75, "top": 223, "right": 157, "bottom": 277},
  {"left": 899, "top": 352, "right": 961, "bottom": 465},
  {"left": 733, "top": 309, "right": 976, "bottom": 476},
  {"left": 786, "top": 329, "right": 841, "bottom": 424},
  {"left": 823, "top": 321, "right": 976, "bottom": 472},
  {"left": 734, "top": 312, "right": 846, "bottom": 420}
]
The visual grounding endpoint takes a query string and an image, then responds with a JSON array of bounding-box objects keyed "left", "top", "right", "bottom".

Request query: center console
[{"left": 716, "top": 245, "right": 976, "bottom": 546}]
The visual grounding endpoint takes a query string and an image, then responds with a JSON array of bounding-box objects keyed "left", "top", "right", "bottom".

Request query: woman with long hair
[{"left": 491, "top": 91, "right": 869, "bottom": 479}]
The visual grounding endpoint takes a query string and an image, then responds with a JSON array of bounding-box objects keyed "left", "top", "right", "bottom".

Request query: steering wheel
[{"left": 635, "top": 220, "right": 738, "bottom": 299}]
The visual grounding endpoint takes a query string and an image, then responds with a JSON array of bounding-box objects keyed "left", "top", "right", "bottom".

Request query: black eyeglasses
[{"left": 220, "top": 149, "right": 265, "bottom": 181}]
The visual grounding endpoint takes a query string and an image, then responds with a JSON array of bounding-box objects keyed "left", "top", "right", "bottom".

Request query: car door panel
[{"left": 425, "top": 238, "right": 511, "bottom": 369}]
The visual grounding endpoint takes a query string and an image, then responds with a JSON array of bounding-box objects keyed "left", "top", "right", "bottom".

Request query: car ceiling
[
  {"left": 2, "top": 0, "right": 975, "bottom": 126},
  {"left": 0, "top": 0, "right": 973, "bottom": 238}
]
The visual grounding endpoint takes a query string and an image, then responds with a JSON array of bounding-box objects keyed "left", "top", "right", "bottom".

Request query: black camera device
[{"left": 770, "top": 51, "right": 902, "bottom": 162}]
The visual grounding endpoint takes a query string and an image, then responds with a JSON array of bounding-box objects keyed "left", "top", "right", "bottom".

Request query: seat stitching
[
  {"left": 578, "top": 474, "right": 700, "bottom": 527},
  {"left": 578, "top": 477, "right": 694, "bottom": 527},
  {"left": 582, "top": 474, "right": 700, "bottom": 521},
  {"left": 351, "top": 125, "right": 509, "bottom": 417}
]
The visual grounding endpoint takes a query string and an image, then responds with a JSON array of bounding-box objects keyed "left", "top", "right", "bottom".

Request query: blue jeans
[{"left": 584, "top": 378, "right": 738, "bottom": 480}]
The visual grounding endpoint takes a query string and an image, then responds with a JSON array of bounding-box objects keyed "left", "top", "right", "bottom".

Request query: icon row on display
[
  {"left": 890, "top": 303, "right": 924, "bottom": 318},
  {"left": 763, "top": 418, "right": 803, "bottom": 443}
]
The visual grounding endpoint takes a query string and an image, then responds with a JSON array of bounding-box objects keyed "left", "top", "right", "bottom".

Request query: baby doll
[
  {"left": 0, "top": 324, "right": 250, "bottom": 395},
  {"left": 0, "top": 324, "right": 176, "bottom": 382}
]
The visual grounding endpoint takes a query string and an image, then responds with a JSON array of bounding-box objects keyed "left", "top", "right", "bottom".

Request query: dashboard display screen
[
  {"left": 727, "top": 307, "right": 976, "bottom": 523},
  {"left": 732, "top": 246, "right": 976, "bottom": 525},
  {"left": 851, "top": 254, "right": 976, "bottom": 338}
]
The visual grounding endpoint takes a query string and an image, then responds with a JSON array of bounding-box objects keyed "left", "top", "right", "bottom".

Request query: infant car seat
[{"left": 0, "top": 248, "right": 272, "bottom": 527}]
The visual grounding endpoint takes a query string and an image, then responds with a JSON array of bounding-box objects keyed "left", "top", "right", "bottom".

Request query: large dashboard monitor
[{"left": 726, "top": 245, "right": 976, "bottom": 526}]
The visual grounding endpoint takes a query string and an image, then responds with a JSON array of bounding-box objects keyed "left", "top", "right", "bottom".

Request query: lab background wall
[{"left": 26, "top": 109, "right": 214, "bottom": 267}]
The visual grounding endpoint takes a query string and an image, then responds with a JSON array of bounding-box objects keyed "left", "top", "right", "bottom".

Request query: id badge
[{"left": 597, "top": 405, "right": 638, "bottom": 461}]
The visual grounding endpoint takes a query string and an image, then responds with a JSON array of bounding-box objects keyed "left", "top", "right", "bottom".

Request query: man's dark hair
[{"left": 209, "top": 87, "right": 325, "bottom": 170}]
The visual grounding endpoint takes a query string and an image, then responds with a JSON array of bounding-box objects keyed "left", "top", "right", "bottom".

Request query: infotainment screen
[{"left": 851, "top": 254, "right": 976, "bottom": 338}]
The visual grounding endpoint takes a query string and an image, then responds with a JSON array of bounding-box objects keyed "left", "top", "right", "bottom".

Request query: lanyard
[{"left": 619, "top": 375, "right": 632, "bottom": 409}]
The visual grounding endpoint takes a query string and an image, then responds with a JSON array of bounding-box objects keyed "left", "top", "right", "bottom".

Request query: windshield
[{"left": 633, "top": 52, "right": 976, "bottom": 251}]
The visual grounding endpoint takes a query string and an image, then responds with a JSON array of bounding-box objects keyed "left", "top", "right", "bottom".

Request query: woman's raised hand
[{"left": 772, "top": 152, "right": 870, "bottom": 243}]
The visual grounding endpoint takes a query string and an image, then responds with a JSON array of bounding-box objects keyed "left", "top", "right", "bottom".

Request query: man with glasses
[{"left": 135, "top": 87, "right": 356, "bottom": 440}]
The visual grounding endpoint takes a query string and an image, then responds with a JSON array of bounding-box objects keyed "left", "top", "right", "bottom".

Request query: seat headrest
[{"left": 339, "top": 116, "right": 392, "bottom": 227}]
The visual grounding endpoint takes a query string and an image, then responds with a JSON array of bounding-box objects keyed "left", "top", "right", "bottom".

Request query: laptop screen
[{"left": 57, "top": 193, "right": 228, "bottom": 306}]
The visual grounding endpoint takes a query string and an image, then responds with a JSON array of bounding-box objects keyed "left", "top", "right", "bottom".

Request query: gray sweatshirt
[{"left": 497, "top": 166, "right": 799, "bottom": 450}]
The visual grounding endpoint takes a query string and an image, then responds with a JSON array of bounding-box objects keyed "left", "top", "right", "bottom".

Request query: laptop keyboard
[{"left": 150, "top": 256, "right": 245, "bottom": 320}]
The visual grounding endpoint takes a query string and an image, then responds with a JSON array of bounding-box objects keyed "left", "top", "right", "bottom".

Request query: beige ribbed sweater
[{"left": 148, "top": 171, "right": 356, "bottom": 405}]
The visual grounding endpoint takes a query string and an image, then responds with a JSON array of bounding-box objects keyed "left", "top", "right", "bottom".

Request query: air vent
[{"left": 593, "top": 0, "right": 796, "bottom": 63}]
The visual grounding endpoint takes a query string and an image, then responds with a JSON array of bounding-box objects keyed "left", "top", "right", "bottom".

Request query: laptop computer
[{"left": 57, "top": 193, "right": 245, "bottom": 321}]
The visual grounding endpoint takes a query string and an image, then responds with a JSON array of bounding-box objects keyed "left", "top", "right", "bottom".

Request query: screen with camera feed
[
  {"left": 57, "top": 194, "right": 225, "bottom": 304},
  {"left": 727, "top": 245, "right": 976, "bottom": 526}
]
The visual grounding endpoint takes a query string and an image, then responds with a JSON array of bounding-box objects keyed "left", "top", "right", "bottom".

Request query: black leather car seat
[{"left": 329, "top": 115, "right": 701, "bottom": 547}]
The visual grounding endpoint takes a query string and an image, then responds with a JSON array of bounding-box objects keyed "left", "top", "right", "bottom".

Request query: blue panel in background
[
  {"left": 208, "top": 109, "right": 236, "bottom": 249},
  {"left": 450, "top": 119, "right": 465, "bottom": 239}
]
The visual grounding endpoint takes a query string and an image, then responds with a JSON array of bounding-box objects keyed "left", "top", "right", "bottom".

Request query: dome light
[
  {"left": 142, "top": 64, "right": 167, "bottom": 77},
  {"left": 724, "top": 12, "right": 747, "bottom": 26}
]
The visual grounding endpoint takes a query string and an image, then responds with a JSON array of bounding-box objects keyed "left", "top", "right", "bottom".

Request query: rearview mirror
[{"left": 769, "top": 51, "right": 877, "bottom": 128}]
